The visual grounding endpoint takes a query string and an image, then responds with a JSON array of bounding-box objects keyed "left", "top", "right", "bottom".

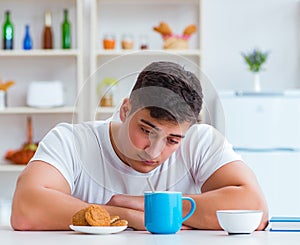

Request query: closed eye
[
  {"left": 167, "top": 137, "right": 179, "bottom": 145},
  {"left": 141, "top": 127, "right": 151, "bottom": 135}
]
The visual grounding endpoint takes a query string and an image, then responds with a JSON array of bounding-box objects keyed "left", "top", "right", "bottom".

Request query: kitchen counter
[{"left": 1, "top": 226, "right": 300, "bottom": 245}]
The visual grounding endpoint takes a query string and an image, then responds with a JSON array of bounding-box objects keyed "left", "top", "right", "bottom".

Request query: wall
[
  {"left": 84, "top": 0, "right": 300, "bottom": 124},
  {"left": 82, "top": 0, "right": 300, "bottom": 93},
  {"left": 202, "top": 0, "right": 300, "bottom": 92}
]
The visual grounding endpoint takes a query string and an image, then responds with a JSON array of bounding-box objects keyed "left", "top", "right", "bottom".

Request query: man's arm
[
  {"left": 11, "top": 161, "right": 145, "bottom": 231},
  {"left": 182, "top": 160, "right": 269, "bottom": 230},
  {"left": 107, "top": 160, "right": 268, "bottom": 231},
  {"left": 11, "top": 161, "right": 87, "bottom": 230}
]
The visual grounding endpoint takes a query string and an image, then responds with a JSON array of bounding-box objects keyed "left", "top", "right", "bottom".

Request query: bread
[
  {"left": 153, "top": 22, "right": 173, "bottom": 36},
  {"left": 71, "top": 205, "right": 128, "bottom": 227},
  {"left": 183, "top": 24, "right": 197, "bottom": 36},
  {"left": 71, "top": 207, "right": 90, "bottom": 226},
  {"left": 85, "top": 205, "right": 111, "bottom": 226},
  {"left": 111, "top": 219, "right": 128, "bottom": 226}
]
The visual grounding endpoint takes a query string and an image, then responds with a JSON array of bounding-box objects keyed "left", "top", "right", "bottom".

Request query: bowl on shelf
[
  {"left": 216, "top": 210, "right": 263, "bottom": 235},
  {"left": 27, "top": 81, "right": 64, "bottom": 108}
]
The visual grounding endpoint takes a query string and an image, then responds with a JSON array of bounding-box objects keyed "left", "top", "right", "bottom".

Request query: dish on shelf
[
  {"left": 69, "top": 225, "right": 127, "bottom": 234},
  {"left": 27, "top": 81, "right": 64, "bottom": 108}
]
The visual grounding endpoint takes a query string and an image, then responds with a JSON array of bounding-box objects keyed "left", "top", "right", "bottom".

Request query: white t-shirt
[{"left": 30, "top": 120, "right": 242, "bottom": 204}]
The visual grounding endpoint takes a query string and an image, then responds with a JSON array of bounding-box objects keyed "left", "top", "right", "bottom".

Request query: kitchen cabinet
[
  {"left": 0, "top": 0, "right": 84, "bottom": 189},
  {"left": 89, "top": 0, "right": 202, "bottom": 121}
]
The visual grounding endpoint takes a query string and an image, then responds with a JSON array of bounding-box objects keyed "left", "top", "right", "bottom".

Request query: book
[{"left": 270, "top": 217, "right": 300, "bottom": 231}]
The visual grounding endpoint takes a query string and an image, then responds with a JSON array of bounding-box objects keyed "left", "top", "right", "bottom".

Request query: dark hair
[{"left": 129, "top": 61, "right": 203, "bottom": 124}]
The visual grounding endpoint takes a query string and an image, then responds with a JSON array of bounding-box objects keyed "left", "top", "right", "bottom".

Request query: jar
[
  {"left": 121, "top": 34, "right": 134, "bottom": 50},
  {"left": 103, "top": 33, "right": 116, "bottom": 50},
  {"left": 97, "top": 78, "right": 118, "bottom": 107},
  {"left": 0, "top": 90, "right": 6, "bottom": 110},
  {"left": 100, "top": 94, "right": 113, "bottom": 107},
  {"left": 139, "top": 34, "right": 149, "bottom": 50}
]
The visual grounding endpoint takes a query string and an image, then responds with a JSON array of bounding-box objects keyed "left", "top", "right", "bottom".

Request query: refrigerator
[{"left": 216, "top": 90, "right": 300, "bottom": 217}]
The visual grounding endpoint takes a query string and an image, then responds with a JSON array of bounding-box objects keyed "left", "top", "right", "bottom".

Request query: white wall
[
  {"left": 202, "top": 0, "right": 300, "bottom": 92},
  {"left": 83, "top": 0, "right": 300, "bottom": 92}
]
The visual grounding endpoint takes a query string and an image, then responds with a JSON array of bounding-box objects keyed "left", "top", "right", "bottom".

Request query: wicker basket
[{"left": 5, "top": 117, "right": 37, "bottom": 165}]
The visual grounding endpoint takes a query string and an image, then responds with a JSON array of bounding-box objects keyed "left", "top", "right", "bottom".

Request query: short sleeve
[
  {"left": 182, "top": 124, "right": 243, "bottom": 190},
  {"left": 30, "top": 123, "right": 78, "bottom": 192}
]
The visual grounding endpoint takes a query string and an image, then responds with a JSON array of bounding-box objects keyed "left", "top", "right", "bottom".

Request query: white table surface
[{"left": 1, "top": 225, "right": 300, "bottom": 245}]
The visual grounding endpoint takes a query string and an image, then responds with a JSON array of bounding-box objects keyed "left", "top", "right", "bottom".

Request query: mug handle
[{"left": 182, "top": 197, "right": 196, "bottom": 222}]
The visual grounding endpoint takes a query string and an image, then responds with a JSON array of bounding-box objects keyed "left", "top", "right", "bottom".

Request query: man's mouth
[
  {"left": 138, "top": 155, "right": 158, "bottom": 166},
  {"left": 143, "top": 160, "right": 157, "bottom": 166}
]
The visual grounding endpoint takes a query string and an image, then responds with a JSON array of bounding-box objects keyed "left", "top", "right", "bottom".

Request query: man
[{"left": 11, "top": 61, "right": 268, "bottom": 231}]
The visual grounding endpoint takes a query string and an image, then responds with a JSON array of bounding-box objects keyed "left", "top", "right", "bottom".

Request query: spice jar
[
  {"left": 139, "top": 34, "right": 149, "bottom": 50},
  {"left": 97, "top": 78, "right": 118, "bottom": 107},
  {"left": 121, "top": 34, "right": 134, "bottom": 50},
  {"left": 103, "top": 33, "right": 116, "bottom": 50}
]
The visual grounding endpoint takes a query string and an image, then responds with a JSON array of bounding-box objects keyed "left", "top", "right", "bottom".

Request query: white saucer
[{"left": 69, "top": 225, "right": 127, "bottom": 234}]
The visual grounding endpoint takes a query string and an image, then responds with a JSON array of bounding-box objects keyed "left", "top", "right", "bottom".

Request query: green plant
[{"left": 241, "top": 48, "right": 269, "bottom": 73}]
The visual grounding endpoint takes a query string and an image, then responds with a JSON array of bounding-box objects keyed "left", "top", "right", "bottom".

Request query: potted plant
[{"left": 241, "top": 48, "right": 269, "bottom": 92}]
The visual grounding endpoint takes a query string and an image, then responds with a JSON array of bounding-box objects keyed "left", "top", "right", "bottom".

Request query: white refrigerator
[{"left": 216, "top": 90, "right": 300, "bottom": 217}]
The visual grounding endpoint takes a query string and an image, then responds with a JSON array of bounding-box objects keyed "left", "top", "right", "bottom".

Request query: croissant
[
  {"left": 183, "top": 24, "right": 197, "bottom": 36},
  {"left": 153, "top": 22, "right": 197, "bottom": 50},
  {"left": 153, "top": 22, "right": 173, "bottom": 36}
]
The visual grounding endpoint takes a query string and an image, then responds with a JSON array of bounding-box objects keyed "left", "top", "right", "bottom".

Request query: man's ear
[{"left": 120, "top": 98, "right": 131, "bottom": 122}]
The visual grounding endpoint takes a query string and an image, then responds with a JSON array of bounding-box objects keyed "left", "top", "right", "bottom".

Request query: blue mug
[{"left": 144, "top": 191, "right": 196, "bottom": 234}]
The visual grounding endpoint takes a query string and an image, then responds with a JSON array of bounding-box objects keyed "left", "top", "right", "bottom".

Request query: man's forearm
[
  {"left": 105, "top": 194, "right": 145, "bottom": 230},
  {"left": 11, "top": 185, "right": 89, "bottom": 231},
  {"left": 182, "top": 186, "right": 269, "bottom": 230},
  {"left": 12, "top": 188, "right": 145, "bottom": 231}
]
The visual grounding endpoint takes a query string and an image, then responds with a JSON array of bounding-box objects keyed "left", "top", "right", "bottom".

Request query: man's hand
[
  {"left": 106, "top": 194, "right": 144, "bottom": 211},
  {"left": 104, "top": 194, "right": 145, "bottom": 230}
]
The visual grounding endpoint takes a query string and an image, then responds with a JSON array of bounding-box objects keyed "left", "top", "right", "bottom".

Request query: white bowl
[{"left": 216, "top": 210, "right": 263, "bottom": 235}]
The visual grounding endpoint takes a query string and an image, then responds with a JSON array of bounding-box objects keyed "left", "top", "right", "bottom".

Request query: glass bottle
[
  {"left": 43, "top": 11, "right": 53, "bottom": 49},
  {"left": 23, "top": 25, "right": 33, "bottom": 50},
  {"left": 61, "top": 9, "right": 71, "bottom": 49},
  {"left": 2, "top": 10, "right": 14, "bottom": 50}
]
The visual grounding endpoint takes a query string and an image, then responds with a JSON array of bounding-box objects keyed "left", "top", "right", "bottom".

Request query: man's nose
[{"left": 144, "top": 137, "right": 166, "bottom": 159}]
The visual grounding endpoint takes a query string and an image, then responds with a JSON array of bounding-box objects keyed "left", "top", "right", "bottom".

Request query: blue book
[{"left": 270, "top": 217, "right": 300, "bottom": 232}]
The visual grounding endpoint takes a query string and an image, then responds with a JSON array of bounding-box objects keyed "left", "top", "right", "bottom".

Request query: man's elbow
[
  {"left": 255, "top": 196, "right": 269, "bottom": 231},
  {"left": 10, "top": 206, "right": 35, "bottom": 231},
  {"left": 257, "top": 217, "right": 269, "bottom": 231}
]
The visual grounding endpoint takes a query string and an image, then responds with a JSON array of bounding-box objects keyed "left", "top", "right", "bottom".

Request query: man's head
[
  {"left": 113, "top": 61, "right": 204, "bottom": 173},
  {"left": 128, "top": 61, "right": 203, "bottom": 125}
]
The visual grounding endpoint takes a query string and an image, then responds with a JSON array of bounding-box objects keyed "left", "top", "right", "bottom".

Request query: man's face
[{"left": 116, "top": 108, "right": 191, "bottom": 173}]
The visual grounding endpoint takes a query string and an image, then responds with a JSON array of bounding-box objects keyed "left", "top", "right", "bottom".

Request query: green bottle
[
  {"left": 2, "top": 10, "right": 14, "bottom": 50},
  {"left": 62, "top": 9, "right": 71, "bottom": 49}
]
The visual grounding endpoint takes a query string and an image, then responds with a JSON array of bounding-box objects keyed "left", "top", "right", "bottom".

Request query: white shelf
[
  {"left": 96, "top": 107, "right": 116, "bottom": 114},
  {"left": 0, "top": 106, "right": 77, "bottom": 114},
  {"left": 96, "top": 49, "right": 201, "bottom": 57},
  {"left": 0, "top": 50, "right": 80, "bottom": 57},
  {"left": 98, "top": 0, "right": 199, "bottom": 5},
  {"left": 0, "top": 163, "right": 25, "bottom": 172}
]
